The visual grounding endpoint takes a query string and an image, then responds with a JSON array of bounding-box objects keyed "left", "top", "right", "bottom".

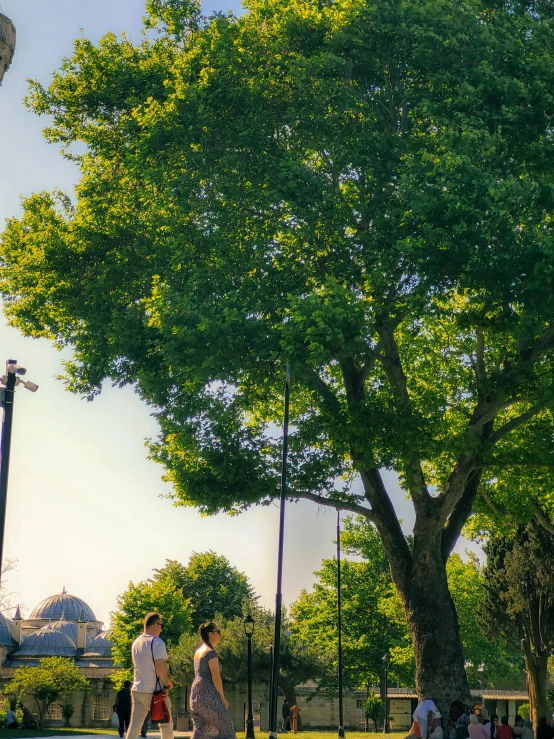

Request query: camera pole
[
  {"left": 0, "top": 363, "right": 17, "bottom": 584},
  {"left": 0, "top": 360, "right": 38, "bottom": 586}
]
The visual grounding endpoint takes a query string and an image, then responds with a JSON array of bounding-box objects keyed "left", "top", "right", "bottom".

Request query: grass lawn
[{"left": 0, "top": 730, "right": 119, "bottom": 737}]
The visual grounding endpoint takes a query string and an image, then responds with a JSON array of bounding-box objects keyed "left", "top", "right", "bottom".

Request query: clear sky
[{"left": 0, "top": 0, "right": 478, "bottom": 629}]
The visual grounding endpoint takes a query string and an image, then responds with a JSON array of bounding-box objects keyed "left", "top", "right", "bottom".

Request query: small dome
[
  {"left": 50, "top": 618, "right": 93, "bottom": 649},
  {"left": 17, "top": 624, "right": 76, "bottom": 657},
  {"left": 29, "top": 590, "right": 96, "bottom": 622},
  {"left": 89, "top": 629, "right": 114, "bottom": 657},
  {"left": 0, "top": 612, "right": 16, "bottom": 647}
]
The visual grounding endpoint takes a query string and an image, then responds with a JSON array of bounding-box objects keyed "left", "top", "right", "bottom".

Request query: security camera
[
  {"left": 22, "top": 381, "right": 39, "bottom": 393},
  {"left": 6, "top": 363, "right": 27, "bottom": 376}
]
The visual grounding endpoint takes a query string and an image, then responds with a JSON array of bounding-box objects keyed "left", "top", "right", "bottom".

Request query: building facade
[{"left": 0, "top": 13, "right": 16, "bottom": 85}]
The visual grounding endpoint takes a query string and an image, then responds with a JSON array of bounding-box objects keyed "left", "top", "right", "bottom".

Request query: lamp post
[
  {"left": 244, "top": 615, "right": 256, "bottom": 739},
  {"left": 337, "top": 509, "right": 345, "bottom": 739},
  {"left": 269, "top": 364, "right": 291, "bottom": 739},
  {"left": 382, "top": 652, "right": 390, "bottom": 733},
  {"left": 0, "top": 360, "right": 38, "bottom": 585}
]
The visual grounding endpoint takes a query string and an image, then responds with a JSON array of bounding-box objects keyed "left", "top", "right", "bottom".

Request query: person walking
[
  {"left": 125, "top": 612, "right": 173, "bottom": 739},
  {"left": 490, "top": 716, "right": 499, "bottom": 739},
  {"left": 469, "top": 714, "right": 490, "bottom": 739},
  {"left": 190, "top": 621, "right": 236, "bottom": 739},
  {"left": 116, "top": 680, "right": 132, "bottom": 738},
  {"left": 282, "top": 699, "right": 291, "bottom": 732}
]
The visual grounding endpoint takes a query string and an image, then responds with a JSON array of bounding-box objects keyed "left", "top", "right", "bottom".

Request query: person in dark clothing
[
  {"left": 116, "top": 680, "right": 132, "bottom": 738},
  {"left": 141, "top": 712, "right": 150, "bottom": 738},
  {"left": 282, "top": 699, "right": 291, "bottom": 732},
  {"left": 537, "top": 717, "right": 554, "bottom": 739},
  {"left": 490, "top": 715, "right": 499, "bottom": 739}
]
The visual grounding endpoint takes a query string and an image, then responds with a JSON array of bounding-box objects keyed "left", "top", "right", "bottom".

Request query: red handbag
[{"left": 150, "top": 640, "right": 171, "bottom": 724}]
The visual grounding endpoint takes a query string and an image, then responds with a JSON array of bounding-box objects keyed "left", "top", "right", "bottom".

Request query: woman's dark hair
[
  {"left": 198, "top": 621, "right": 219, "bottom": 645},
  {"left": 456, "top": 726, "right": 470, "bottom": 739}
]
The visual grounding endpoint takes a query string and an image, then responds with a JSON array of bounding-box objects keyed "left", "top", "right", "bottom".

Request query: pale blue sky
[{"left": 0, "top": 0, "right": 474, "bottom": 629}]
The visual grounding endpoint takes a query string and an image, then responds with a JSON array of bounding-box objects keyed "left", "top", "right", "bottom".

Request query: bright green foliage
[
  {"left": 290, "top": 521, "right": 414, "bottom": 690},
  {"left": 5, "top": 658, "right": 89, "bottom": 727},
  {"left": 291, "top": 517, "right": 523, "bottom": 690},
  {"left": 4, "top": 0, "right": 554, "bottom": 702},
  {"left": 153, "top": 553, "right": 255, "bottom": 628},
  {"left": 446, "top": 553, "right": 524, "bottom": 689},
  {"left": 365, "top": 691, "right": 385, "bottom": 732},
  {"left": 111, "top": 576, "right": 193, "bottom": 671}
]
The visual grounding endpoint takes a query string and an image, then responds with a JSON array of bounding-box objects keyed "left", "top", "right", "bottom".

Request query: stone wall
[{"left": 0, "top": 14, "right": 16, "bottom": 86}]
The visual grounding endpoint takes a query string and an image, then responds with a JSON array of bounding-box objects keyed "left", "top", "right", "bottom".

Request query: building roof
[
  {"left": 15, "top": 624, "right": 76, "bottom": 657},
  {"left": 87, "top": 629, "right": 114, "bottom": 657},
  {"left": 49, "top": 617, "right": 93, "bottom": 649},
  {"left": 0, "top": 612, "right": 16, "bottom": 648},
  {"left": 29, "top": 589, "right": 96, "bottom": 622}
]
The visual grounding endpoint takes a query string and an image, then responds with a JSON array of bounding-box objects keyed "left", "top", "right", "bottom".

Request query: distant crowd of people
[{"left": 411, "top": 698, "right": 554, "bottom": 739}]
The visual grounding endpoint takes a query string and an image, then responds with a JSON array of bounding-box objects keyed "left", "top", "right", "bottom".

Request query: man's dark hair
[
  {"left": 124, "top": 680, "right": 131, "bottom": 688},
  {"left": 144, "top": 612, "right": 162, "bottom": 629},
  {"left": 501, "top": 717, "right": 509, "bottom": 726}
]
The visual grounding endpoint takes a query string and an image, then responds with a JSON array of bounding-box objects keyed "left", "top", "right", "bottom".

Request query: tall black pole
[
  {"left": 0, "top": 365, "right": 16, "bottom": 586},
  {"left": 337, "top": 509, "right": 345, "bottom": 739},
  {"left": 269, "top": 364, "right": 291, "bottom": 739},
  {"left": 383, "top": 656, "right": 389, "bottom": 733},
  {"left": 246, "top": 631, "right": 255, "bottom": 739}
]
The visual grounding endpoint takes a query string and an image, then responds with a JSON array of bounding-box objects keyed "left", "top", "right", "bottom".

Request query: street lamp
[
  {"left": 244, "top": 614, "right": 256, "bottom": 739},
  {"left": 382, "top": 652, "right": 390, "bottom": 734},
  {"left": 0, "top": 360, "right": 38, "bottom": 585}
]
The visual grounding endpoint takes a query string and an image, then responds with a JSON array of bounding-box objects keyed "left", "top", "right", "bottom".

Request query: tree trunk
[
  {"left": 390, "top": 531, "right": 471, "bottom": 716},
  {"left": 278, "top": 672, "right": 303, "bottom": 731},
  {"left": 524, "top": 650, "right": 548, "bottom": 732}
]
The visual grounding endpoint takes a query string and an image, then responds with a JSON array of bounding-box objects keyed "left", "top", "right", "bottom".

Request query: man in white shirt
[{"left": 126, "top": 612, "right": 173, "bottom": 739}]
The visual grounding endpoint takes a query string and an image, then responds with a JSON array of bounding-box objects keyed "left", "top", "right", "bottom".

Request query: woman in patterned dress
[{"left": 190, "top": 622, "right": 236, "bottom": 739}]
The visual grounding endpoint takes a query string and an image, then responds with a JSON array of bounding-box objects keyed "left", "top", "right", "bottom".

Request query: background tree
[
  {"left": 4, "top": 0, "right": 554, "bottom": 710},
  {"left": 365, "top": 690, "right": 385, "bottom": 732},
  {"left": 293, "top": 517, "right": 523, "bottom": 691},
  {"left": 169, "top": 607, "right": 321, "bottom": 714},
  {"left": 5, "top": 657, "right": 89, "bottom": 727},
  {"left": 111, "top": 575, "right": 193, "bottom": 675},
  {"left": 478, "top": 524, "right": 554, "bottom": 729},
  {"left": 153, "top": 553, "right": 255, "bottom": 628}
]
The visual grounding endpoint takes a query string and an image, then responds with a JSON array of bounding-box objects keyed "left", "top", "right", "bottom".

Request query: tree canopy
[
  {"left": 3, "top": 0, "right": 554, "bottom": 706},
  {"left": 153, "top": 553, "right": 255, "bottom": 628}
]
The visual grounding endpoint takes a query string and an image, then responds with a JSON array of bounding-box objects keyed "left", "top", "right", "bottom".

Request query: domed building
[{"left": 0, "top": 589, "right": 121, "bottom": 728}]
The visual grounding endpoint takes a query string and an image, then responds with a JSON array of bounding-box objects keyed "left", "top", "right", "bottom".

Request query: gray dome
[
  {"left": 89, "top": 629, "right": 114, "bottom": 657},
  {"left": 17, "top": 624, "right": 76, "bottom": 657},
  {"left": 0, "top": 612, "right": 16, "bottom": 647},
  {"left": 50, "top": 617, "right": 93, "bottom": 649},
  {"left": 29, "top": 590, "right": 96, "bottom": 622}
]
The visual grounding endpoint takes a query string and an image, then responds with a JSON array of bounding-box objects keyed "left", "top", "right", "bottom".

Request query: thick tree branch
[
  {"left": 300, "top": 367, "right": 342, "bottom": 417},
  {"left": 376, "top": 320, "right": 430, "bottom": 505},
  {"left": 533, "top": 507, "right": 554, "bottom": 536},
  {"left": 294, "top": 491, "right": 375, "bottom": 520},
  {"left": 359, "top": 466, "right": 413, "bottom": 597},
  {"left": 441, "top": 468, "right": 483, "bottom": 560},
  {"left": 475, "top": 328, "right": 487, "bottom": 393}
]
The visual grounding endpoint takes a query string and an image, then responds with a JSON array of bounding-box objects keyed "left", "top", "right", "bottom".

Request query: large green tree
[
  {"left": 111, "top": 575, "right": 193, "bottom": 673},
  {"left": 6, "top": 657, "right": 89, "bottom": 727},
  {"left": 153, "top": 553, "right": 255, "bottom": 628},
  {"left": 478, "top": 525, "right": 554, "bottom": 730},
  {"left": 3, "top": 0, "right": 554, "bottom": 709}
]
